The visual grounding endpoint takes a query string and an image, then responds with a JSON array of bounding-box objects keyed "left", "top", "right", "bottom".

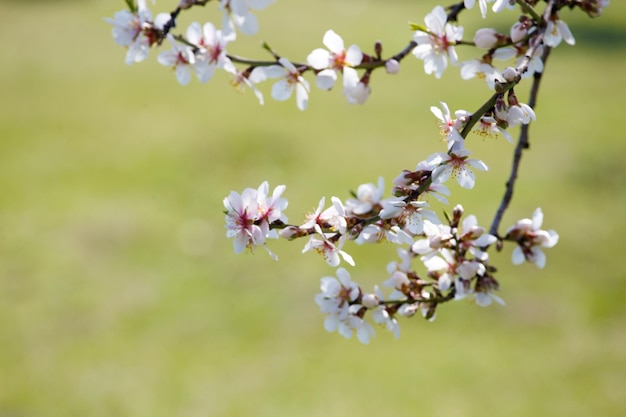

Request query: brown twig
[{"left": 488, "top": 0, "right": 555, "bottom": 238}]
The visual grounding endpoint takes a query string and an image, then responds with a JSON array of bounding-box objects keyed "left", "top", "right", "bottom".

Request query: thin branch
[
  {"left": 157, "top": 0, "right": 215, "bottom": 44},
  {"left": 489, "top": 45, "right": 552, "bottom": 237},
  {"left": 446, "top": 1, "right": 466, "bottom": 22}
]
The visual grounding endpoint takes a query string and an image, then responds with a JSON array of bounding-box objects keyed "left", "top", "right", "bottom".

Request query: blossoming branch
[{"left": 106, "top": 0, "right": 608, "bottom": 343}]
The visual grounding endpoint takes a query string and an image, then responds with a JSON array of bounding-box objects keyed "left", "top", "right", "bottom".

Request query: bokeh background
[{"left": 1, "top": 1, "right": 625, "bottom": 416}]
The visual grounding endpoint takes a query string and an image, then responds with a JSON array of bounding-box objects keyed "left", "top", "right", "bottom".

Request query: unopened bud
[
  {"left": 452, "top": 204, "right": 464, "bottom": 224},
  {"left": 279, "top": 226, "right": 300, "bottom": 240},
  {"left": 502, "top": 67, "right": 518, "bottom": 82},
  {"left": 361, "top": 293, "right": 380, "bottom": 309},
  {"left": 510, "top": 21, "right": 528, "bottom": 43},
  {"left": 385, "top": 59, "right": 400, "bottom": 74},
  {"left": 374, "top": 41, "right": 383, "bottom": 59},
  {"left": 473, "top": 28, "right": 499, "bottom": 49},
  {"left": 398, "top": 303, "right": 419, "bottom": 317}
]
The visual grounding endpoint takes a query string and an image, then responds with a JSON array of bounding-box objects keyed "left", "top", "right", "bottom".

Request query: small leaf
[
  {"left": 409, "top": 22, "right": 428, "bottom": 33},
  {"left": 125, "top": 0, "right": 138, "bottom": 12}
]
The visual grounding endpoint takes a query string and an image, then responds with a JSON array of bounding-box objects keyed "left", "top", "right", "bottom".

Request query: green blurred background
[{"left": 1, "top": 1, "right": 625, "bottom": 416}]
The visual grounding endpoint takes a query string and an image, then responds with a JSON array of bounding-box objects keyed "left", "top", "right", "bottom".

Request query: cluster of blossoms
[
  {"left": 223, "top": 181, "right": 287, "bottom": 260},
  {"left": 106, "top": 0, "right": 608, "bottom": 110},
  {"left": 106, "top": 0, "right": 607, "bottom": 343},
  {"left": 223, "top": 136, "right": 558, "bottom": 342}
]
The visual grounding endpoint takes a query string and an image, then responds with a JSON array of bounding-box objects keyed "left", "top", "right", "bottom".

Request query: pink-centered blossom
[
  {"left": 302, "top": 225, "right": 355, "bottom": 267},
  {"left": 307, "top": 30, "right": 363, "bottom": 90},
  {"left": 157, "top": 35, "right": 196, "bottom": 86},
  {"left": 379, "top": 199, "right": 440, "bottom": 235},
  {"left": 256, "top": 181, "right": 288, "bottom": 225},
  {"left": 105, "top": 0, "right": 167, "bottom": 65},
  {"left": 429, "top": 141, "right": 489, "bottom": 189},
  {"left": 224, "top": 65, "right": 265, "bottom": 104},
  {"left": 506, "top": 208, "right": 559, "bottom": 268},
  {"left": 412, "top": 6, "right": 464, "bottom": 79},
  {"left": 224, "top": 187, "right": 266, "bottom": 254},
  {"left": 474, "top": 116, "right": 513, "bottom": 143},
  {"left": 186, "top": 22, "right": 233, "bottom": 83},
  {"left": 431, "top": 102, "right": 470, "bottom": 141},
  {"left": 263, "top": 58, "right": 310, "bottom": 111},
  {"left": 301, "top": 196, "right": 347, "bottom": 234},
  {"left": 224, "top": 181, "right": 286, "bottom": 259}
]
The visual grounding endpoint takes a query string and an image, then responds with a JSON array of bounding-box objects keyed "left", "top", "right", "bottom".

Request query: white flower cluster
[
  {"left": 106, "top": 0, "right": 607, "bottom": 110},
  {"left": 223, "top": 181, "right": 287, "bottom": 260},
  {"left": 105, "top": 0, "right": 607, "bottom": 343},
  {"left": 410, "top": 4, "right": 577, "bottom": 88},
  {"left": 222, "top": 99, "right": 558, "bottom": 343}
]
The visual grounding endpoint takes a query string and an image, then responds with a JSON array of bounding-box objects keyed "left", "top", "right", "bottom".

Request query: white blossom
[
  {"left": 157, "top": 35, "right": 196, "bottom": 85},
  {"left": 302, "top": 225, "right": 355, "bottom": 267},
  {"left": 307, "top": 30, "right": 363, "bottom": 90},
  {"left": 263, "top": 58, "right": 310, "bottom": 111},
  {"left": 105, "top": 0, "right": 165, "bottom": 64},
  {"left": 346, "top": 177, "right": 385, "bottom": 215},
  {"left": 506, "top": 208, "right": 559, "bottom": 268},
  {"left": 186, "top": 22, "right": 233, "bottom": 83},
  {"left": 429, "top": 141, "right": 489, "bottom": 189},
  {"left": 544, "top": 18, "right": 576, "bottom": 47},
  {"left": 412, "top": 6, "right": 464, "bottom": 79}
]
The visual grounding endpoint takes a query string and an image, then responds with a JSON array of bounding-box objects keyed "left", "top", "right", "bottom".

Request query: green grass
[{"left": 1, "top": 1, "right": 625, "bottom": 416}]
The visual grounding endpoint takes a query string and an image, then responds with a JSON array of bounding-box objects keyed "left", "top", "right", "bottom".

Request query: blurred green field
[{"left": 1, "top": 1, "right": 625, "bottom": 416}]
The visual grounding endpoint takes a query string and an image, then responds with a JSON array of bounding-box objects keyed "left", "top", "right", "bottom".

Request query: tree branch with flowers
[{"left": 105, "top": 0, "right": 608, "bottom": 343}]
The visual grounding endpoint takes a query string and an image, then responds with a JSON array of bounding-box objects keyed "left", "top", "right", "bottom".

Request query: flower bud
[
  {"left": 494, "top": 95, "right": 508, "bottom": 121},
  {"left": 374, "top": 41, "right": 383, "bottom": 59},
  {"left": 502, "top": 67, "right": 518, "bottom": 82},
  {"left": 453, "top": 204, "right": 464, "bottom": 222},
  {"left": 473, "top": 28, "right": 499, "bottom": 49},
  {"left": 393, "top": 170, "right": 412, "bottom": 187},
  {"left": 510, "top": 22, "right": 527, "bottom": 43},
  {"left": 398, "top": 303, "right": 419, "bottom": 317},
  {"left": 279, "top": 226, "right": 300, "bottom": 240},
  {"left": 361, "top": 293, "right": 380, "bottom": 309},
  {"left": 385, "top": 59, "right": 400, "bottom": 74}
]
